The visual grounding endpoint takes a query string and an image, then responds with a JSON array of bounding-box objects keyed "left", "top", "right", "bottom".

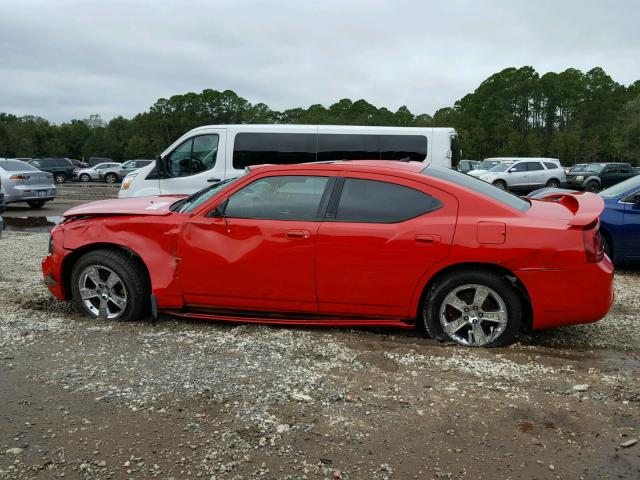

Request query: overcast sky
[{"left": 0, "top": 0, "right": 638, "bottom": 123}]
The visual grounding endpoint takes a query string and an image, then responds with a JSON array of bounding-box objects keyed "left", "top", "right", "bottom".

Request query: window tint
[
  {"left": 543, "top": 162, "right": 557, "bottom": 169},
  {"left": 225, "top": 176, "right": 330, "bottom": 221},
  {"left": 233, "top": 133, "right": 316, "bottom": 169},
  {"left": 317, "top": 134, "right": 379, "bottom": 161},
  {"left": 527, "top": 162, "right": 544, "bottom": 171},
  {"left": 334, "top": 178, "right": 442, "bottom": 223},
  {"left": 380, "top": 135, "right": 427, "bottom": 161},
  {"left": 167, "top": 134, "right": 218, "bottom": 177},
  {"left": 423, "top": 165, "right": 530, "bottom": 212},
  {"left": 510, "top": 162, "right": 527, "bottom": 172},
  {"left": 620, "top": 165, "right": 633, "bottom": 173},
  {"left": 0, "top": 160, "right": 38, "bottom": 172}
]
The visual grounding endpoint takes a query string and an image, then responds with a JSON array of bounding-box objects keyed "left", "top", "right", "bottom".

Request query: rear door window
[
  {"left": 333, "top": 178, "right": 442, "bottom": 223},
  {"left": 224, "top": 175, "right": 331, "bottom": 221},
  {"left": 233, "top": 133, "right": 316, "bottom": 169}
]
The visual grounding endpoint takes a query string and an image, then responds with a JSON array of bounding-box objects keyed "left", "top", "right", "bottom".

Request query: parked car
[
  {"left": 76, "top": 162, "right": 123, "bottom": 182},
  {"left": 99, "top": 159, "right": 154, "bottom": 184},
  {"left": 28, "top": 158, "right": 75, "bottom": 183},
  {"left": 43, "top": 161, "right": 613, "bottom": 348},
  {"left": 119, "top": 124, "right": 460, "bottom": 198},
  {"left": 0, "top": 159, "right": 57, "bottom": 208},
  {"left": 634, "top": 166, "right": 640, "bottom": 174},
  {"left": 478, "top": 159, "right": 566, "bottom": 191},
  {"left": 457, "top": 159, "right": 480, "bottom": 174},
  {"left": 565, "top": 162, "right": 637, "bottom": 193},
  {"left": 598, "top": 176, "right": 640, "bottom": 265}
]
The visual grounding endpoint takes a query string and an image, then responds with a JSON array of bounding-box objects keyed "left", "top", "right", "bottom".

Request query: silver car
[
  {"left": 98, "top": 159, "right": 154, "bottom": 184},
  {"left": 479, "top": 159, "right": 566, "bottom": 191},
  {"left": 0, "top": 159, "right": 57, "bottom": 208},
  {"left": 76, "top": 162, "right": 122, "bottom": 183}
]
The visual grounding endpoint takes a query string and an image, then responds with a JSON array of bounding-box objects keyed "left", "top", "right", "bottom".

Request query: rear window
[
  {"left": 423, "top": 165, "right": 530, "bottom": 212},
  {"left": 0, "top": 160, "right": 39, "bottom": 172}
]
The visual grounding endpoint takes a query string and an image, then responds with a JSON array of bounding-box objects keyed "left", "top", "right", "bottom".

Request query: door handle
[
  {"left": 415, "top": 234, "right": 440, "bottom": 245},
  {"left": 286, "top": 230, "right": 310, "bottom": 240},
  {"left": 207, "top": 177, "right": 221, "bottom": 183}
]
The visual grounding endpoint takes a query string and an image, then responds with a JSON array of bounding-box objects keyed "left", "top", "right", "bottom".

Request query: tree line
[{"left": 1, "top": 66, "right": 639, "bottom": 165}]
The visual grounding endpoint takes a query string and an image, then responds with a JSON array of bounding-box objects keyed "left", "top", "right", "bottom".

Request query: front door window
[{"left": 167, "top": 134, "right": 219, "bottom": 177}]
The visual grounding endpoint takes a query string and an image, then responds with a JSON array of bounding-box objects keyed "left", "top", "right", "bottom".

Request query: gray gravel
[{"left": 1, "top": 231, "right": 639, "bottom": 479}]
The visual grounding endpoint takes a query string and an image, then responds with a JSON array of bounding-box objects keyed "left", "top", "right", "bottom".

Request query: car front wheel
[
  {"left": 423, "top": 270, "right": 522, "bottom": 347},
  {"left": 493, "top": 180, "right": 507, "bottom": 190},
  {"left": 80, "top": 174, "right": 91, "bottom": 182},
  {"left": 71, "top": 249, "right": 150, "bottom": 322},
  {"left": 585, "top": 181, "right": 600, "bottom": 193},
  {"left": 104, "top": 173, "right": 118, "bottom": 184}
]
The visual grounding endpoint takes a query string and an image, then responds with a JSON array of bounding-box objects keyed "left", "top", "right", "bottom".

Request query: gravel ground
[{"left": 0, "top": 232, "right": 639, "bottom": 479}]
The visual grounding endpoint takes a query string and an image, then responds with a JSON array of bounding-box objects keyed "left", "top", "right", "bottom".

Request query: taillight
[
  {"left": 582, "top": 220, "right": 604, "bottom": 263},
  {"left": 9, "top": 174, "right": 28, "bottom": 180},
  {"left": 47, "top": 174, "right": 54, "bottom": 180}
]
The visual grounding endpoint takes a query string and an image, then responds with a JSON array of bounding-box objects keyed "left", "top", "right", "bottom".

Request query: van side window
[
  {"left": 167, "top": 134, "right": 219, "bottom": 177},
  {"left": 317, "top": 134, "right": 427, "bottom": 161},
  {"left": 233, "top": 133, "right": 316, "bottom": 169}
]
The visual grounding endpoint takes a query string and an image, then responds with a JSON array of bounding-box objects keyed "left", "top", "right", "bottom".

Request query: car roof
[{"left": 248, "top": 160, "right": 427, "bottom": 175}]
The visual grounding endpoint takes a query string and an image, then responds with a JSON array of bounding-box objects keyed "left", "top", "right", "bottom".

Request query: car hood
[{"left": 63, "top": 196, "right": 185, "bottom": 218}]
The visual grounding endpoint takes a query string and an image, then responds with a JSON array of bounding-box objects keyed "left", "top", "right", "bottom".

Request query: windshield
[
  {"left": 422, "top": 165, "right": 530, "bottom": 212},
  {"left": 600, "top": 175, "right": 640, "bottom": 199},
  {"left": 488, "top": 162, "right": 514, "bottom": 173},
  {"left": 584, "top": 164, "right": 605, "bottom": 173},
  {"left": 0, "top": 160, "right": 39, "bottom": 172},
  {"left": 477, "top": 160, "right": 501, "bottom": 170},
  {"left": 569, "top": 164, "right": 586, "bottom": 172},
  {"left": 174, "top": 176, "right": 243, "bottom": 214}
]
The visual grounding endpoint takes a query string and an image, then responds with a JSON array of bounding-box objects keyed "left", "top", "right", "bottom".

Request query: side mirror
[
  {"left": 155, "top": 154, "right": 167, "bottom": 179},
  {"left": 508, "top": 168, "right": 515, "bottom": 173}
]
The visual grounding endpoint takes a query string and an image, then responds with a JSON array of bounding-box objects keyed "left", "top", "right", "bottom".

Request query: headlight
[
  {"left": 575, "top": 175, "right": 584, "bottom": 181},
  {"left": 121, "top": 173, "right": 138, "bottom": 190}
]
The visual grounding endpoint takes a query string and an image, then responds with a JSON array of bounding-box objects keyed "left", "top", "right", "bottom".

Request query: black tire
[
  {"left": 422, "top": 270, "right": 522, "bottom": 348},
  {"left": 585, "top": 180, "right": 600, "bottom": 193},
  {"left": 54, "top": 173, "right": 66, "bottom": 183},
  {"left": 71, "top": 249, "right": 150, "bottom": 322},
  {"left": 493, "top": 180, "right": 507, "bottom": 190},
  {"left": 80, "top": 173, "right": 91, "bottom": 182},
  {"left": 27, "top": 200, "right": 45, "bottom": 208},
  {"left": 104, "top": 173, "right": 118, "bottom": 184},
  {"left": 546, "top": 179, "right": 561, "bottom": 188}
]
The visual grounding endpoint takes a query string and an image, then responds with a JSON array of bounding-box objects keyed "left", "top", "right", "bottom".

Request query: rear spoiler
[{"left": 532, "top": 191, "right": 604, "bottom": 227}]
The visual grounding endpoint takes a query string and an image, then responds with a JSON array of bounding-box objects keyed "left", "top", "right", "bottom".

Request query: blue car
[{"left": 599, "top": 176, "right": 640, "bottom": 265}]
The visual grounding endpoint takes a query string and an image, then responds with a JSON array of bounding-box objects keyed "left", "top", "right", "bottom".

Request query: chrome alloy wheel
[
  {"left": 78, "top": 265, "right": 128, "bottom": 319},
  {"left": 439, "top": 283, "right": 508, "bottom": 347}
]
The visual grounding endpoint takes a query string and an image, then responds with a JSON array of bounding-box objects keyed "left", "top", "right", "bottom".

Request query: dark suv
[
  {"left": 29, "top": 158, "right": 75, "bottom": 183},
  {"left": 565, "top": 162, "right": 638, "bottom": 192}
]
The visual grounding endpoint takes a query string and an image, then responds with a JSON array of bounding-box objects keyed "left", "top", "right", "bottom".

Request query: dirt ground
[{"left": 0, "top": 231, "right": 639, "bottom": 480}]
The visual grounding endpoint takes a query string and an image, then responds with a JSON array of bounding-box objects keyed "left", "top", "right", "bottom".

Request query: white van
[{"left": 119, "top": 124, "right": 460, "bottom": 197}]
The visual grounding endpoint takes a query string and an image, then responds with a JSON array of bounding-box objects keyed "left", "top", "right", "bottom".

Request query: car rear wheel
[
  {"left": 493, "top": 180, "right": 507, "bottom": 190},
  {"left": 546, "top": 179, "right": 561, "bottom": 188},
  {"left": 54, "top": 173, "right": 66, "bottom": 183},
  {"left": 71, "top": 249, "right": 150, "bottom": 322},
  {"left": 585, "top": 180, "right": 600, "bottom": 193},
  {"left": 27, "top": 200, "right": 45, "bottom": 208},
  {"left": 423, "top": 270, "right": 522, "bottom": 347},
  {"left": 80, "top": 173, "right": 91, "bottom": 182},
  {"left": 104, "top": 173, "right": 118, "bottom": 184}
]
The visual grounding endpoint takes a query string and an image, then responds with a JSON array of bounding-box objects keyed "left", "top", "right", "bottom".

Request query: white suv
[{"left": 479, "top": 159, "right": 566, "bottom": 191}]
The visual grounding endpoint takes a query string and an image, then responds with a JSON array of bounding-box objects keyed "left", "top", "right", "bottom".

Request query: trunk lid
[{"left": 528, "top": 191, "right": 604, "bottom": 226}]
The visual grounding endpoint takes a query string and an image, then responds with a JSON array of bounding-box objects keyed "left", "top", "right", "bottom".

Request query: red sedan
[{"left": 42, "top": 161, "right": 614, "bottom": 347}]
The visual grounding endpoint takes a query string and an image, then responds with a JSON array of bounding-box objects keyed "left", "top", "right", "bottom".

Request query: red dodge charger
[{"left": 42, "top": 161, "right": 614, "bottom": 347}]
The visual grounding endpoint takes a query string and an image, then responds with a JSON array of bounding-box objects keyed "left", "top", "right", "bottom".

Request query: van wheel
[
  {"left": 546, "top": 179, "right": 561, "bottom": 188},
  {"left": 493, "top": 180, "right": 507, "bottom": 190},
  {"left": 585, "top": 181, "right": 600, "bottom": 193},
  {"left": 71, "top": 249, "right": 150, "bottom": 322},
  {"left": 423, "top": 270, "right": 522, "bottom": 347}
]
